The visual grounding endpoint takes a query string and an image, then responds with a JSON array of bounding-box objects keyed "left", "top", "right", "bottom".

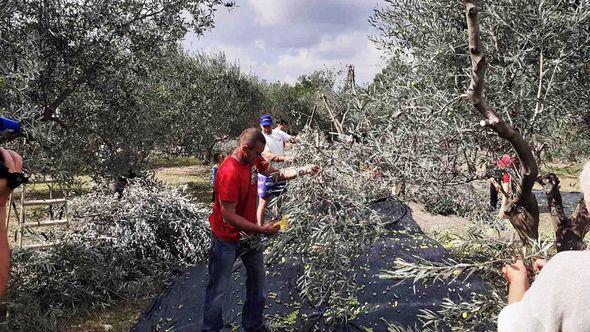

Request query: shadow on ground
[{"left": 132, "top": 198, "right": 487, "bottom": 331}]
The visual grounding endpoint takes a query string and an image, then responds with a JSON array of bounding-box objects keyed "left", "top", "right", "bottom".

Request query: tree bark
[
  {"left": 539, "top": 173, "right": 590, "bottom": 252},
  {"left": 462, "top": 0, "right": 539, "bottom": 243}
]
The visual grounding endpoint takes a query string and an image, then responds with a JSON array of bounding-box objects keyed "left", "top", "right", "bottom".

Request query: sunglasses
[{"left": 246, "top": 146, "right": 263, "bottom": 157}]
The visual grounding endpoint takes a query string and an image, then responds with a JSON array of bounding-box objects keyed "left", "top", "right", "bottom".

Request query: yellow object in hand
[{"left": 278, "top": 215, "right": 290, "bottom": 231}]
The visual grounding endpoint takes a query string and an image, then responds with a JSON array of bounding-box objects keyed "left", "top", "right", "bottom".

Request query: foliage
[
  {"left": 349, "top": 1, "right": 590, "bottom": 329},
  {"left": 267, "top": 128, "right": 390, "bottom": 326},
  {"left": 34, "top": 46, "right": 184, "bottom": 181},
  {"left": 160, "top": 52, "right": 265, "bottom": 160},
  {"left": 261, "top": 69, "right": 341, "bottom": 133},
  {"left": 4, "top": 243, "right": 171, "bottom": 331},
  {"left": 2, "top": 179, "right": 211, "bottom": 330},
  {"left": 365, "top": 0, "right": 590, "bottom": 190},
  {"left": 415, "top": 183, "right": 496, "bottom": 226},
  {"left": 0, "top": 0, "right": 226, "bottom": 180},
  {"left": 380, "top": 230, "right": 554, "bottom": 331},
  {"left": 69, "top": 178, "right": 211, "bottom": 263}
]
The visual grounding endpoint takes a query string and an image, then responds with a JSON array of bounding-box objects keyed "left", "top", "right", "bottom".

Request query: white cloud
[
  {"left": 182, "top": 0, "right": 387, "bottom": 84},
  {"left": 248, "top": 0, "right": 313, "bottom": 26},
  {"left": 254, "top": 39, "right": 266, "bottom": 51},
  {"left": 270, "top": 32, "right": 384, "bottom": 84}
]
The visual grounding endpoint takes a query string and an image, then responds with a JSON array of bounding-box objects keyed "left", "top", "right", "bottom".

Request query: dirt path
[
  {"left": 408, "top": 202, "right": 473, "bottom": 236},
  {"left": 154, "top": 164, "right": 213, "bottom": 203}
]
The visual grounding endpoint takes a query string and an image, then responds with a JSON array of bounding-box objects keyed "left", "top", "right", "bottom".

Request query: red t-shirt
[{"left": 209, "top": 155, "right": 269, "bottom": 242}]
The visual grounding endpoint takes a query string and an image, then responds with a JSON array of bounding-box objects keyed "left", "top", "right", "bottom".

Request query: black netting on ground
[{"left": 132, "top": 198, "right": 487, "bottom": 331}]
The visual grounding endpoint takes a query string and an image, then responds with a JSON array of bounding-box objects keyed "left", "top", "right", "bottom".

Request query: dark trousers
[
  {"left": 202, "top": 237, "right": 266, "bottom": 332},
  {"left": 490, "top": 181, "right": 498, "bottom": 208}
]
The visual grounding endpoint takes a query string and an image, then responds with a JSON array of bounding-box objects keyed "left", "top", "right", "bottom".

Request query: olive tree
[
  {"left": 368, "top": 0, "right": 590, "bottom": 238},
  {"left": 0, "top": 0, "right": 227, "bottom": 179},
  {"left": 160, "top": 51, "right": 265, "bottom": 160}
]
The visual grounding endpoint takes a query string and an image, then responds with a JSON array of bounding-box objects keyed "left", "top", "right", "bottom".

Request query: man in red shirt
[{"left": 202, "top": 128, "right": 319, "bottom": 332}]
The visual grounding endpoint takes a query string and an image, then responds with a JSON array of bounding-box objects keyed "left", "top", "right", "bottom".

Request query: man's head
[
  {"left": 237, "top": 128, "right": 266, "bottom": 164},
  {"left": 259, "top": 114, "right": 273, "bottom": 134},
  {"left": 277, "top": 117, "right": 288, "bottom": 131}
]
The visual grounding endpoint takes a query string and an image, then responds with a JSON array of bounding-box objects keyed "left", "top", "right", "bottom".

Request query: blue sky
[{"left": 182, "top": 0, "right": 386, "bottom": 85}]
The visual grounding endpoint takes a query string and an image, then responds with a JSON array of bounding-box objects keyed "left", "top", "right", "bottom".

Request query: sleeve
[
  {"left": 255, "top": 156, "right": 270, "bottom": 174},
  {"left": 210, "top": 166, "right": 217, "bottom": 185},
  {"left": 280, "top": 131, "right": 292, "bottom": 142},
  {"left": 497, "top": 302, "right": 528, "bottom": 332},
  {"left": 216, "top": 167, "right": 239, "bottom": 203}
]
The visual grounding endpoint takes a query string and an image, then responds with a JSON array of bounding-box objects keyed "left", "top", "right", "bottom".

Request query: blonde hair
[{"left": 580, "top": 161, "right": 590, "bottom": 211}]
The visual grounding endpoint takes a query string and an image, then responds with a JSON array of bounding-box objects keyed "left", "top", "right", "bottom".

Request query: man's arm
[
  {"left": 220, "top": 200, "right": 279, "bottom": 235},
  {"left": 261, "top": 164, "right": 320, "bottom": 182},
  {"left": 261, "top": 151, "right": 289, "bottom": 163},
  {"left": 285, "top": 135, "right": 298, "bottom": 144},
  {"left": 0, "top": 148, "right": 23, "bottom": 301},
  {"left": 0, "top": 206, "right": 8, "bottom": 301},
  {"left": 502, "top": 260, "right": 530, "bottom": 304}
]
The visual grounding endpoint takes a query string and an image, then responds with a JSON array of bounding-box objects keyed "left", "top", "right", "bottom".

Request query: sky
[{"left": 182, "top": 0, "right": 386, "bottom": 85}]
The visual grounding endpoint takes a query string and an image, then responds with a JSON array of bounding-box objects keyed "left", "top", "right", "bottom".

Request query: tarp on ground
[{"left": 132, "top": 198, "right": 487, "bottom": 331}]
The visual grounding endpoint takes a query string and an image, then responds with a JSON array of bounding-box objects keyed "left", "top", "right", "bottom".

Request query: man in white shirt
[
  {"left": 273, "top": 117, "right": 298, "bottom": 146},
  {"left": 256, "top": 115, "right": 296, "bottom": 225}
]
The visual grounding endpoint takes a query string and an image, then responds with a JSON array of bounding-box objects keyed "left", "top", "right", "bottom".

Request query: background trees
[
  {"left": 160, "top": 51, "right": 265, "bottom": 160},
  {"left": 0, "top": 0, "right": 227, "bottom": 181}
]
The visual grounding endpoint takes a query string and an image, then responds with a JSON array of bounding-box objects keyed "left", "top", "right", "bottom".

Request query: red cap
[{"left": 496, "top": 154, "right": 513, "bottom": 168}]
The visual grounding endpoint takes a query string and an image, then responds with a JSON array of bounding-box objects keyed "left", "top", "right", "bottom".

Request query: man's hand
[
  {"left": 502, "top": 259, "right": 531, "bottom": 304},
  {"left": 299, "top": 164, "right": 320, "bottom": 176},
  {"left": 259, "top": 222, "right": 280, "bottom": 235},
  {"left": 502, "top": 259, "right": 529, "bottom": 284},
  {"left": 0, "top": 148, "right": 23, "bottom": 206},
  {"left": 284, "top": 156, "right": 297, "bottom": 164},
  {"left": 533, "top": 258, "right": 547, "bottom": 274},
  {"left": 502, "top": 259, "right": 528, "bottom": 283}
]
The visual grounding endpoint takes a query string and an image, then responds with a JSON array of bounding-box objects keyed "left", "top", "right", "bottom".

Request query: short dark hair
[
  {"left": 238, "top": 128, "right": 266, "bottom": 147},
  {"left": 277, "top": 117, "right": 288, "bottom": 125}
]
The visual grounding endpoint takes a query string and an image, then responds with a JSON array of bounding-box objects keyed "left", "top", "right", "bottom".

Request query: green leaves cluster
[
  {"left": 0, "top": 0, "right": 227, "bottom": 180},
  {"left": 3, "top": 179, "right": 211, "bottom": 330},
  {"left": 367, "top": 0, "right": 590, "bottom": 186}
]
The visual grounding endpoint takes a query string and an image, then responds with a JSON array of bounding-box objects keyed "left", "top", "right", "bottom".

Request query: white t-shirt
[
  {"left": 263, "top": 128, "right": 291, "bottom": 169},
  {"left": 273, "top": 128, "right": 292, "bottom": 143},
  {"left": 497, "top": 251, "right": 590, "bottom": 332}
]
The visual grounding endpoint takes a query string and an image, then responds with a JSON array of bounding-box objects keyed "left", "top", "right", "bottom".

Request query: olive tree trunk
[{"left": 462, "top": 0, "right": 539, "bottom": 243}]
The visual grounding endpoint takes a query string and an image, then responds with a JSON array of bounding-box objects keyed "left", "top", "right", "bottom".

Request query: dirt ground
[{"left": 409, "top": 175, "right": 582, "bottom": 241}]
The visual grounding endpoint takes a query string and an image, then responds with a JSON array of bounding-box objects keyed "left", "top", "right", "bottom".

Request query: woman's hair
[{"left": 580, "top": 161, "right": 590, "bottom": 211}]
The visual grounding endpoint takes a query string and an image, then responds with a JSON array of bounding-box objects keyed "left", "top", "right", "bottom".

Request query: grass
[
  {"left": 153, "top": 158, "right": 213, "bottom": 204},
  {"left": 61, "top": 298, "right": 153, "bottom": 332},
  {"left": 149, "top": 156, "right": 205, "bottom": 168},
  {"left": 542, "top": 161, "right": 584, "bottom": 179}
]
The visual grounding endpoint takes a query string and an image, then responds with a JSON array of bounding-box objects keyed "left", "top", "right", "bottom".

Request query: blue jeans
[{"left": 202, "top": 237, "right": 267, "bottom": 332}]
